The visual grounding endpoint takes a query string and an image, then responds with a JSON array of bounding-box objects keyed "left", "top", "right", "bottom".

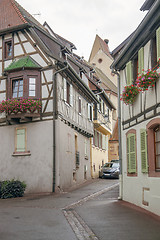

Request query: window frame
[
  {"left": 126, "top": 129, "right": 137, "bottom": 176},
  {"left": 3, "top": 38, "right": 13, "bottom": 60},
  {"left": 147, "top": 118, "right": 160, "bottom": 177},
  {"left": 7, "top": 70, "right": 40, "bottom": 100},
  {"left": 13, "top": 127, "right": 30, "bottom": 156},
  {"left": 78, "top": 97, "right": 82, "bottom": 115}
]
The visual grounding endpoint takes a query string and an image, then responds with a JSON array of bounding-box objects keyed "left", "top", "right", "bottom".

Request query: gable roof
[
  {"left": 0, "top": 0, "right": 46, "bottom": 34},
  {"left": 89, "top": 35, "right": 113, "bottom": 62},
  {"left": 43, "top": 21, "right": 76, "bottom": 51},
  {"left": 4, "top": 56, "right": 41, "bottom": 72}
]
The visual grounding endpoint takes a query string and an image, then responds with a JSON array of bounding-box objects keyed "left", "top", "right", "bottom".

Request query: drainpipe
[
  {"left": 52, "top": 63, "right": 68, "bottom": 192},
  {"left": 111, "top": 69, "right": 123, "bottom": 200}
]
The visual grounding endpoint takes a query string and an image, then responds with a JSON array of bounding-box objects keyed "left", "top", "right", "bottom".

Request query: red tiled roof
[{"left": 0, "top": 0, "right": 28, "bottom": 31}]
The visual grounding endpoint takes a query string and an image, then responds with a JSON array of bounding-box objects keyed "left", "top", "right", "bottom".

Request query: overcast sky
[{"left": 18, "top": 0, "right": 146, "bottom": 60}]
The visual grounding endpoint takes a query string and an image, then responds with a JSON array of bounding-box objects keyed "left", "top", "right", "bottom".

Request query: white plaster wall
[
  {"left": 92, "top": 50, "right": 117, "bottom": 86},
  {"left": 23, "top": 42, "right": 35, "bottom": 53},
  {"left": 18, "top": 31, "right": 27, "bottom": 42},
  {"left": 14, "top": 44, "right": 24, "bottom": 56},
  {"left": 56, "top": 119, "right": 91, "bottom": 190},
  {"left": 92, "top": 146, "right": 107, "bottom": 178},
  {"left": 0, "top": 120, "right": 53, "bottom": 193},
  {"left": 31, "top": 53, "right": 47, "bottom": 68},
  {"left": 122, "top": 119, "right": 160, "bottom": 216}
]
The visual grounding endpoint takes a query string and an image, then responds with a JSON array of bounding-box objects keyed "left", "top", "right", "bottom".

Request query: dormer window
[{"left": 4, "top": 39, "right": 13, "bottom": 60}]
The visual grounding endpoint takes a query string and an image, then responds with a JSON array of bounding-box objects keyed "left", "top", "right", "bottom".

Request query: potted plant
[
  {"left": 121, "top": 85, "right": 139, "bottom": 105},
  {"left": 0, "top": 98, "right": 42, "bottom": 115},
  {"left": 136, "top": 69, "right": 160, "bottom": 91}
]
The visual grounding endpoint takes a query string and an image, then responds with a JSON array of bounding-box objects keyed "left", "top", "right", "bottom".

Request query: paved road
[
  {"left": 0, "top": 179, "right": 117, "bottom": 240},
  {"left": 0, "top": 179, "right": 160, "bottom": 240}
]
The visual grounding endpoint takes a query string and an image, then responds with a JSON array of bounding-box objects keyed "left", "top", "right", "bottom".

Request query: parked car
[
  {"left": 99, "top": 162, "right": 120, "bottom": 179},
  {"left": 111, "top": 159, "right": 119, "bottom": 163}
]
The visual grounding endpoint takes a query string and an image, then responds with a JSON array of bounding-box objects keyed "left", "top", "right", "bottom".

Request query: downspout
[
  {"left": 52, "top": 63, "right": 68, "bottom": 192},
  {"left": 111, "top": 69, "right": 123, "bottom": 200}
]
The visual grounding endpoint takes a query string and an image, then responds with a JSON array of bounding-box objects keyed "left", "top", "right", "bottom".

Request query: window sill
[{"left": 12, "top": 151, "right": 31, "bottom": 156}]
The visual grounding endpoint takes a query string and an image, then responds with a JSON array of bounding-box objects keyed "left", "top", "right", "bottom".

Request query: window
[
  {"left": 154, "top": 126, "right": 160, "bottom": 170},
  {"left": 140, "top": 129, "right": 148, "bottom": 173},
  {"left": 63, "top": 78, "right": 73, "bottom": 106},
  {"left": 126, "top": 130, "right": 137, "bottom": 175},
  {"left": 78, "top": 97, "right": 82, "bottom": 114},
  {"left": 133, "top": 56, "right": 138, "bottom": 82},
  {"left": 15, "top": 128, "right": 26, "bottom": 153},
  {"left": 147, "top": 119, "right": 160, "bottom": 177},
  {"left": 8, "top": 70, "right": 40, "bottom": 99},
  {"left": 4, "top": 39, "right": 13, "bottom": 60},
  {"left": 151, "top": 35, "right": 157, "bottom": 68},
  {"left": 12, "top": 78, "right": 23, "bottom": 98},
  {"left": 29, "top": 78, "right": 36, "bottom": 97},
  {"left": 88, "top": 103, "right": 93, "bottom": 121}
]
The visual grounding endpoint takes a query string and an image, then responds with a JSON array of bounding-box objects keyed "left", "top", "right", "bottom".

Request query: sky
[{"left": 18, "top": 0, "right": 147, "bottom": 60}]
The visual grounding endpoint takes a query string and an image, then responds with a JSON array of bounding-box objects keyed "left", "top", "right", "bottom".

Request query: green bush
[{"left": 0, "top": 180, "right": 26, "bottom": 199}]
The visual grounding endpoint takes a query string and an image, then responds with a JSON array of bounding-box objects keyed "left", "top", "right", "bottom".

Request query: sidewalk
[{"left": 75, "top": 185, "right": 160, "bottom": 240}]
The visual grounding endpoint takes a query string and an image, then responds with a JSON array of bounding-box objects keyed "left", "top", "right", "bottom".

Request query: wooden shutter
[
  {"left": 70, "top": 84, "right": 73, "bottom": 106},
  {"left": 138, "top": 47, "right": 144, "bottom": 75},
  {"left": 63, "top": 78, "right": 67, "bottom": 101},
  {"left": 126, "top": 61, "right": 133, "bottom": 85},
  {"left": 140, "top": 129, "right": 148, "bottom": 173},
  {"left": 156, "top": 27, "right": 160, "bottom": 62},
  {"left": 16, "top": 128, "right": 26, "bottom": 152},
  {"left": 127, "top": 133, "right": 136, "bottom": 173}
]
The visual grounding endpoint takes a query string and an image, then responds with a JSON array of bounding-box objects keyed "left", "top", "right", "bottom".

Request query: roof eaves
[
  {"left": 58, "top": 61, "right": 99, "bottom": 104},
  {"left": 0, "top": 23, "right": 30, "bottom": 35},
  {"left": 111, "top": 0, "right": 160, "bottom": 71}
]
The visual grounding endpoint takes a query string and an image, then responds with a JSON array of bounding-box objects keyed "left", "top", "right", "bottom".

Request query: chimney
[{"left": 104, "top": 39, "right": 109, "bottom": 44}]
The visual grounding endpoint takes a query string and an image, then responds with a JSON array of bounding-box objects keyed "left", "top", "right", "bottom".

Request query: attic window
[
  {"left": 4, "top": 39, "right": 13, "bottom": 60},
  {"left": 98, "top": 58, "right": 103, "bottom": 64}
]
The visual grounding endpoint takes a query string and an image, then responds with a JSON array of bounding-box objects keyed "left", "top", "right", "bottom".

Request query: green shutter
[
  {"left": 127, "top": 136, "right": 130, "bottom": 171},
  {"left": 140, "top": 129, "right": 148, "bottom": 173},
  {"left": 127, "top": 133, "right": 136, "bottom": 173},
  {"left": 126, "top": 61, "right": 133, "bottom": 85},
  {"left": 16, "top": 129, "right": 25, "bottom": 152},
  {"left": 156, "top": 27, "right": 160, "bottom": 62},
  {"left": 138, "top": 47, "right": 144, "bottom": 75}
]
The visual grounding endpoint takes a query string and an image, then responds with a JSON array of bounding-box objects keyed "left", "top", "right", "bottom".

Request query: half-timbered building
[
  {"left": 112, "top": 0, "right": 160, "bottom": 216},
  {"left": 0, "top": 0, "right": 99, "bottom": 193}
]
